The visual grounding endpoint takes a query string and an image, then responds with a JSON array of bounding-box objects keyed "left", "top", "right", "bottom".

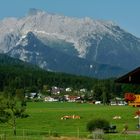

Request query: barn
[
  {"left": 115, "top": 67, "right": 140, "bottom": 84},
  {"left": 115, "top": 67, "right": 140, "bottom": 107}
]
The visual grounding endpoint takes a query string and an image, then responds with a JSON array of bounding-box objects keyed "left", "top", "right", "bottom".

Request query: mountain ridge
[{"left": 0, "top": 9, "right": 139, "bottom": 78}]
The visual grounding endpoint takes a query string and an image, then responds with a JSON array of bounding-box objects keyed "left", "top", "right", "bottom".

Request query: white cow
[{"left": 113, "top": 116, "right": 121, "bottom": 120}]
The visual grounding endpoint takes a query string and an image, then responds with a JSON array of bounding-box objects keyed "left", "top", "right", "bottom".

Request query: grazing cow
[
  {"left": 72, "top": 115, "right": 80, "bottom": 119},
  {"left": 61, "top": 116, "right": 72, "bottom": 120},
  {"left": 134, "top": 115, "right": 139, "bottom": 119},
  {"left": 113, "top": 116, "right": 121, "bottom": 120},
  {"left": 61, "top": 115, "right": 80, "bottom": 120},
  {"left": 73, "top": 115, "right": 80, "bottom": 119}
]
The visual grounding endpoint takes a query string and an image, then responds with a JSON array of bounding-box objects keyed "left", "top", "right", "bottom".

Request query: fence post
[
  {"left": 77, "top": 127, "right": 79, "bottom": 138},
  {"left": 0, "top": 134, "right": 3, "bottom": 140},
  {"left": 124, "top": 134, "right": 127, "bottom": 140},
  {"left": 22, "top": 129, "right": 24, "bottom": 140},
  {"left": 49, "top": 130, "right": 51, "bottom": 137},
  {"left": 4, "top": 132, "right": 6, "bottom": 140}
]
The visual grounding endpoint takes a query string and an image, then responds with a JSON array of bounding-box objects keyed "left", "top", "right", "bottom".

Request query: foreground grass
[{"left": 0, "top": 102, "right": 140, "bottom": 139}]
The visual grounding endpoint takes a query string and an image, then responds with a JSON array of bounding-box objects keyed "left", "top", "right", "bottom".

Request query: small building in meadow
[{"left": 110, "top": 97, "right": 127, "bottom": 106}]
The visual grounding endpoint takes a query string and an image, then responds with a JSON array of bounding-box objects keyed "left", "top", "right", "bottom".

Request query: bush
[
  {"left": 87, "top": 118, "right": 110, "bottom": 132},
  {"left": 52, "top": 131, "right": 59, "bottom": 137}
]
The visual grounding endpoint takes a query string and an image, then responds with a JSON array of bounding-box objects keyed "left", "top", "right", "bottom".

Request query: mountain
[
  {"left": 1, "top": 8, "right": 140, "bottom": 78},
  {"left": 7, "top": 31, "right": 125, "bottom": 78}
]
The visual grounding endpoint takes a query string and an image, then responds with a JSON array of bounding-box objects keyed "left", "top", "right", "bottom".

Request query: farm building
[
  {"left": 124, "top": 93, "right": 140, "bottom": 107},
  {"left": 115, "top": 67, "right": 140, "bottom": 107},
  {"left": 110, "top": 97, "right": 127, "bottom": 106},
  {"left": 115, "top": 67, "right": 140, "bottom": 84}
]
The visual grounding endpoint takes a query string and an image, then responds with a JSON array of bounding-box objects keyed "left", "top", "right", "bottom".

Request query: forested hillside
[
  {"left": 1, "top": 54, "right": 140, "bottom": 102},
  {"left": 0, "top": 54, "right": 97, "bottom": 91}
]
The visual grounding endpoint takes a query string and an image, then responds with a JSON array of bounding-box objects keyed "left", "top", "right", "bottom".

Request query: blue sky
[{"left": 1, "top": 0, "right": 140, "bottom": 37}]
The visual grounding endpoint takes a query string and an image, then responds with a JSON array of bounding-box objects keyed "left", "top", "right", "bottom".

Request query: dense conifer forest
[{"left": 0, "top": 54, "right": 97, "bottom": 90}]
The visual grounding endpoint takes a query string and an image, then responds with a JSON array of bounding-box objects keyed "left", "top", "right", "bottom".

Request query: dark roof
[{"left": 115, "top": 67, "right": 140, "bottom": 84}]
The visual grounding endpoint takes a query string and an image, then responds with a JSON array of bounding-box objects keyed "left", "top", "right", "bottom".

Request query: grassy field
[{"left": 0, "top": 102, "right": 140, "bottom": 139}]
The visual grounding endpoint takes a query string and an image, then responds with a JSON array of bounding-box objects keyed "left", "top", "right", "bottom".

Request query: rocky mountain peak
[
  {"left": 27, "top": 8, "right": 44, "bottom": 16},
  {"left": 0, "top": 9, "right": 140, "bottom": 78}
]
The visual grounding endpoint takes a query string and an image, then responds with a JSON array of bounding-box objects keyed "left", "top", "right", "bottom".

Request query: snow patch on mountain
[{"left": 16, "top": 35, "right": 28, "bottom": 46}]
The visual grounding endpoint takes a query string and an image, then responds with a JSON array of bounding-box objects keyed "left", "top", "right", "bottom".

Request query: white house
[
  {"left": 44, "top": 96, "right": 58, "bottom": 102},
  {"left": 65, "top": 87, "right": 72, "bottom": 92}
]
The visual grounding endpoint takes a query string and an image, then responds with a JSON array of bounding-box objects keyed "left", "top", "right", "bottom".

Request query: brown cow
[{"left": 72, "top": 115, "right": 80, "bottom": 119}]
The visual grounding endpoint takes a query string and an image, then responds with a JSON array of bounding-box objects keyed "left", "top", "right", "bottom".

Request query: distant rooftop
[{"left": 115, "top": 67, "right": 140, "bottom": 84}]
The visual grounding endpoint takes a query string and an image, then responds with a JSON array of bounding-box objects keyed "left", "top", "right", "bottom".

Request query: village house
[
  {"left": 80, "top": 88, "right": 87, "bottom": 93},
  {"left": 25, "top": 92, "right": 37, "bottom": 99},
  {"left": 51, "top": 86, "right": 61, "bottom": 95},
  {"left": 65, "top": 87, "right": 72, "bottom": 92},
  {"left": 44, "top": 96, "right": 58, "bottom": 102},
  {"left": 51, "top": 86, "right": 65, "bottom": 95},
  {"left": 110, "top": 97, "right": 127, "bottom": 106},
  {"left": 66, "top": 95, "right": 80, "bottom": 102}
]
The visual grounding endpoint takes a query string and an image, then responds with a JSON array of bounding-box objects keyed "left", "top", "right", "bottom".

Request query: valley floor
[{"left": 0, "top": 102, "right": 140, "bottom": 140}]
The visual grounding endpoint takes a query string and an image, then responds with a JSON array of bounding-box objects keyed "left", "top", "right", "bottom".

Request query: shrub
[{"left": 87, "top": 118, "right": 110, "bottom": 132}]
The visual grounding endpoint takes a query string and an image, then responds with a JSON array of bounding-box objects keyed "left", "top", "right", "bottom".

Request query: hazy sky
[{"left": 1, "top": 0, "right": 140, "bottom": 37}]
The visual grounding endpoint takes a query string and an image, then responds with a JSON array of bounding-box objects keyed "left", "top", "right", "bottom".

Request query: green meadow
[{"left": 0, "top": 102, "right": 140, "bottom": 139}]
